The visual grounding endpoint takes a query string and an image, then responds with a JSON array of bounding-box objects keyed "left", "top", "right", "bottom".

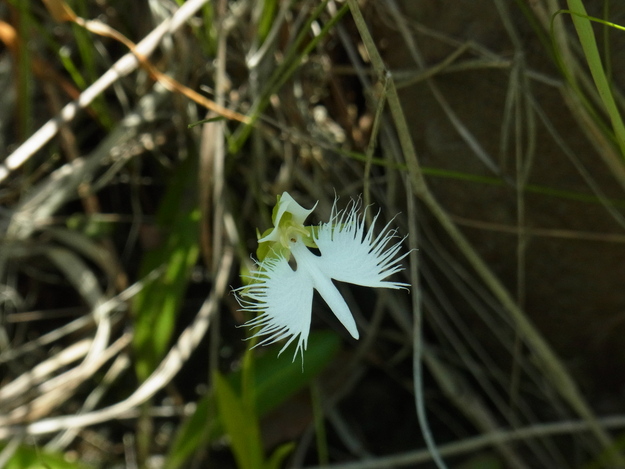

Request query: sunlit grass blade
[{"left": 565, "top": 0, "right": 625, "bottom": 158}]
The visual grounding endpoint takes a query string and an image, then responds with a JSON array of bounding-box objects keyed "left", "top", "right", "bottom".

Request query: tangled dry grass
[{"left": 2, "top": 0, "right": 625, "bottom": 468}]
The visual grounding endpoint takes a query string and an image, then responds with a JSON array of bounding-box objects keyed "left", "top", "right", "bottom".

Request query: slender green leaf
[
  {"left": 0, "top": 443, "right": 93, "bottom": 469},
  {"left": 213, "top": 371, "right": 264, "bottom": 469},
  {"left": 164, "top": 389, "right": 217, "bottom": 469},
  {"left": 564, "top": 1, "right": 625, "bottom": 157},
  {"left": 264, "top": 442, "right": 295, "bottom": 469},
  {"left": 257, "top": 0, "right": 278, "bottom": 42},
  {"left": 165, "top": 330, "right": 341, "bottom": 469},
  {"left": 132, "top": 156, "right": 200, "bottom": 382}
]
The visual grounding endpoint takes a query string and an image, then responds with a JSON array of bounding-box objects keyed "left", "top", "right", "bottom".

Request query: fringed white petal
[
  {"left": 236, "top": 254, "right": 313, "bottom": 361},
  {"left": 314, "top": 198, "right": 409, "bottom": 289}
]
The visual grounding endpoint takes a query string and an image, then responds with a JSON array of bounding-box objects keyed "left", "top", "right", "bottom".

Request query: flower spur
[{"left": 235, "top": 192, "right": 410, "bottom": 362}]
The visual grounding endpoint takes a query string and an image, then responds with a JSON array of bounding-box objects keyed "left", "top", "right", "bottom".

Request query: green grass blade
[
  {"left": 257, "top": 0, "right": 278, "bottom": 42},
  {"left": 132, "top": 156, "right": 200, "bottom": 382},
  {"left": 58, "top": 47, "right": 87, "bottom": 90},
  {"left": 565, "top": 0, "right": 625, "bottom": 157},
  {"left": 213, "top": 371, "right": 264, "bottom": 469},
  {"left": 0, "top": 443, "right": 93, "bottom": 469},
  {"left": 164, "top": 330, "right": 340, "bottom": 469},
  {"left": 163, "top": 389, "right": 216, "bottom": 469},
  {"left": 264, "top": 442, "right": 295, "bottom": 469}
]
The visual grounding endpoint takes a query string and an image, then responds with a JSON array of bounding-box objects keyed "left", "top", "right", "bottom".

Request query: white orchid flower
[{"left": 236, "top": 192, "right": 409, "bottom": 362}]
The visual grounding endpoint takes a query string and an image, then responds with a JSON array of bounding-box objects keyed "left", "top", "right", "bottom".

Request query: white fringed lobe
[
  {"left": 236, "top": 194, "right": 409, "bottom": 362},
  {"left": 314, "top": 198, "right": 409, "bottom": 289}
]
